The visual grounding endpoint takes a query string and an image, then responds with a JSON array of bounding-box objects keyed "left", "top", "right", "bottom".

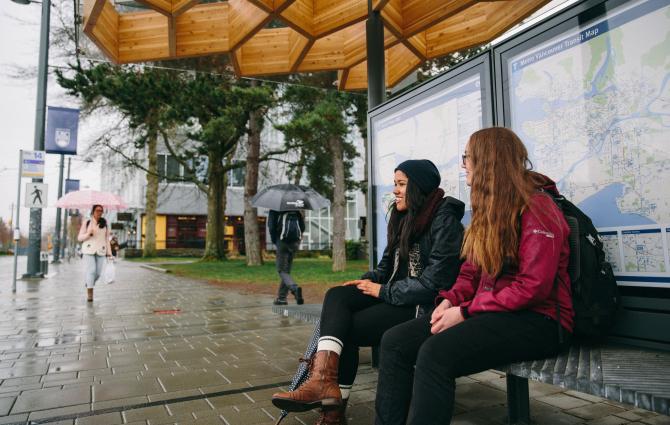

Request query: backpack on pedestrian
[
  {"left": 280, "top": 211, "right": 302, "bottom": 243},
  {"left": 549, "top": 193, "right": 621, "bottom": 339}
]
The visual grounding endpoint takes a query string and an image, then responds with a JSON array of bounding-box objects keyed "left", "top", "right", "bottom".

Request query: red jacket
[{"left": 437, "top": 187, "right": 574, "bottom": 332}]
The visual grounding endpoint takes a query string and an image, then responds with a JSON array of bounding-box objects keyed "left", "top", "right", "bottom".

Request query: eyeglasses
[{"left": 461, "top": 154, "right": 470, "bottom": 165}]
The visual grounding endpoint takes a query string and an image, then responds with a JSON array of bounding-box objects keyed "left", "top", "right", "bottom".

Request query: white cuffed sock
[
  {"left": 339, "top": 384, "right": 351, "bottom": 400},
  {"left": 317, "top": 336, "right": 343, "bottom": 356}
]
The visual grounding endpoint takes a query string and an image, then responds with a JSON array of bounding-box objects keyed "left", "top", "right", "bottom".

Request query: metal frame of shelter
[{"left": 368, "top": 0, "right": 670, "bottom": 350}]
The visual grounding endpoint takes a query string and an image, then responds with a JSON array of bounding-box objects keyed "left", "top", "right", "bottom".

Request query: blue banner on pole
[
  {"left": 46, "top": 107, "right": 79, "bottom": 155},
  {"left": 65, "top": 179, "right": 80, "bottom": 194}
]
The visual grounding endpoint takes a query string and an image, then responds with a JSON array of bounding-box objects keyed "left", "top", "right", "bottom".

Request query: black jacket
[
  {"left": 268, "top": 210, "right": 306, "bottom": 245},
  {"left": 361, "top": 196, "right": 465, "bottom": 316}
]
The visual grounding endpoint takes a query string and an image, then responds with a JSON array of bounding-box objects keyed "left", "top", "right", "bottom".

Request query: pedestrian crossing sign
[{"left": 25, "top": 183, "right": 48, "bottom": 208}]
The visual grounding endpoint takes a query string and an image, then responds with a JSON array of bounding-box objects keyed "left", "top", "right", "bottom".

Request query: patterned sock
[{"left": 316, "top": 336, "right": 343, "bottom": 355}]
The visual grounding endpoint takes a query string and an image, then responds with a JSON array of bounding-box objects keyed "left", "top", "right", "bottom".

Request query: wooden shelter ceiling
[{"left": 83, "top": 0, "right": 550, "bottom": 90}]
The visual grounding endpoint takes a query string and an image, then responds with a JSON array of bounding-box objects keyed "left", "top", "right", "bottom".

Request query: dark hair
[
  {"left": 386, "top": 178, "right": 428, "bottom": 260},
  {"left": 90, "top": 204, "right": 106, "bottom": 229}
]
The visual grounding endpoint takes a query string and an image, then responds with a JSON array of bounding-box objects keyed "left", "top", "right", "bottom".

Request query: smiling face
[{"left": 393, "top": 170, "right": 409, "bottom": 211}]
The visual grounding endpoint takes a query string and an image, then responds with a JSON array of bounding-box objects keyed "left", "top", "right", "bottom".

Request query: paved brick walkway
[{"left": 0, "top": 257, "right": 668, "bottom": 425}]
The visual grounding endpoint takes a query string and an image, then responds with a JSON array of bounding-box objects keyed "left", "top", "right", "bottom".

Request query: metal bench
[
  {"left": 273, "top": 304, "right": 670, "bottom": 423},
  {"left": 503, "top": 343, "right": 670, "bottom": 423}
]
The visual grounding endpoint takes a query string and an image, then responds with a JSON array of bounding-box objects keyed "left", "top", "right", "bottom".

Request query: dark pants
[
  {"left": 321, "top": 286, "right": 416, "bottom": 386},
  {"left": 375, "top": 311, "right": 564, "bottom": 425},
  {"left": 276, "top": 240, "right": 300, "bottom": 300}
]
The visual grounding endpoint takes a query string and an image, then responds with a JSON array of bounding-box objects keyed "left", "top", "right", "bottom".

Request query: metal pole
[
  {"left": 61, "top": 157, "right": 71, "bottom": 258},
  {"left": 366, "top": 0, "right": 385, "bottom": 269},
  {"left": 13, "top": 151, "right": 23, "bottom": 293},
  {"left": 26, "top": 0, "right": 51, "bottom": 277},
  {"left": 52, "top": 154, "right": 64, "bottom": 262},
  {"left": 366, "top": 1, "right": 386, "bottom": 109}
]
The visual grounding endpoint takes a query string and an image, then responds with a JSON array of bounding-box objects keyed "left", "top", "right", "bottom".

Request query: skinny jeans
[
  {"left": 375, "top": 310, "right": 566, "bottom": 425},
  {"left": 320, "top": 285, "right": 416, "bottom": 386}
]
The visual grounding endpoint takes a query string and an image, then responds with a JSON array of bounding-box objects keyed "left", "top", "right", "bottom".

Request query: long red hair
[{"left": 461, "top": 127, "right": 545, "bottom": 276}]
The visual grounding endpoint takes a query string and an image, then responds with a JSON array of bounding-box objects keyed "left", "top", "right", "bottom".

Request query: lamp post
[{"left": 13, "top": 0, "right": 51, "bottom": 277}]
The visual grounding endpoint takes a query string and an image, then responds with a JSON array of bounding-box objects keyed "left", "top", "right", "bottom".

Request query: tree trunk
[
  {"left": 203, "top": 149, "right": 226, "bottom": 260},
  {"left": 143, "top": 130, "right": 158, "bottom": 257},
  {"left": 244, "top": 106, "right": 263, "bottom": 266},
  {"left": 329, "top": 136, "right": 347, "bottom": 272}
]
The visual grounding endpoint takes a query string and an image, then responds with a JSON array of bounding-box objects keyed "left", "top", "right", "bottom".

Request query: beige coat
[{"left": 78, "top": 218, "right": 111, "bottom": 256}]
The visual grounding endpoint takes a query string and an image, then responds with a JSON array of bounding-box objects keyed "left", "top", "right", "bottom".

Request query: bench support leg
[{"left": 507, "top": 373, "right": 530, "bottom": 425}]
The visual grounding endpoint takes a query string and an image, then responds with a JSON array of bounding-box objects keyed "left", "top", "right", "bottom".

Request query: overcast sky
[{"left": 1, "top": 0, "right": 101, "bottom": 236}]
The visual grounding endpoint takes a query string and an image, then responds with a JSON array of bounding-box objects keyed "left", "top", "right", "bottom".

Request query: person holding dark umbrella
[
  {"left": 252, "top": 184, "right": 330, "bottom": 306},
  {"left": 268, "top": 209, "right": 305, "bottom": 305}
]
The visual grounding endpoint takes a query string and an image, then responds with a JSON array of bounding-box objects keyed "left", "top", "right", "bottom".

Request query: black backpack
[
  {"left": 550, "top": 194, "right": 621, "bottom": 339},
  {"left": 280, "top": 212, "right": 302, "bottom": 243}
]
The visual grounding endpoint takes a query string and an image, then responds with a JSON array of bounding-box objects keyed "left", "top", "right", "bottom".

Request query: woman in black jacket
[{"left": 272, "top": 159, "right": 465, "bottom": 424}]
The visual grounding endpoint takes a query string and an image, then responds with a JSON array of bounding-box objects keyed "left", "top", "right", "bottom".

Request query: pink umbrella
[{"left": 54, "top": 190, "right": 127, "bottom": 210}]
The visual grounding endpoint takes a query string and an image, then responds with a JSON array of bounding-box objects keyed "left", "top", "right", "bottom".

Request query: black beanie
[{"left": 395, "top": 159, "right": 441, "bottom": 194}]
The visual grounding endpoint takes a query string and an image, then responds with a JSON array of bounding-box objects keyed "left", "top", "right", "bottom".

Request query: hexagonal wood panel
[{"left": 83, "top": 0, "right": 550, "bottom": 89}]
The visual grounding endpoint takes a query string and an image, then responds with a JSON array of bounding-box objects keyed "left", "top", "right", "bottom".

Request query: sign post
[
  {"left": 46, "top": 106, "right": 79, "bottom": 263},
  {"left": 12, "top": 150, "right": 47, "bottom": 290}
]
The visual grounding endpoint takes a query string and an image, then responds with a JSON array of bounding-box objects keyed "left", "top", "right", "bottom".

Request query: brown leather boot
[
  {"left": 316, "top": 399, "right": 348, "bottom": 425},
  {"left": 272, "top": 350, "right": 341, "bottom": 412}
]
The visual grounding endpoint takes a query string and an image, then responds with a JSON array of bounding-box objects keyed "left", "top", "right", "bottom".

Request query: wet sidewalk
[{"left": 0, "top": 257, "right": 668, "bottom": 425}]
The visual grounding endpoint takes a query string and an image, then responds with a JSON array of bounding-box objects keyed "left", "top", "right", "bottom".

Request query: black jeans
[
  {"left": 276, "top": 240, "right": 300, "bottom": 299},
  {"left": 320, "top": 286, "right": 416, "bottom": 386},
  {"left": 375, "top": 311, "right": 564, "bottom": 425}
]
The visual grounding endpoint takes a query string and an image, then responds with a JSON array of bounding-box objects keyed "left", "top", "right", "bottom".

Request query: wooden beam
[
  {"left": 168, "top": 15, "right": 176, "bottom": 57},
  {"left": 289, "top": 29, "right": 311, "bottom": 71},
  {"left": 386, "top": 42, "right": 421, "bottom": 87},
  {"left": 175, "top": 2, "right": 229, "bottom": 58},
  {"left": 172, "top": 0, "right": 200, "bottom": 16},
  {"left": 134, "top": 0, "right": 172, "bottom": 16},
  {"left": 228, "top": 0, "right": 270, "bottom": 51},
  {"left": 378, "top": 0, "right": 401, "bottom": 36},
  {"left": 298, "top": 30, "right": 346, "bottom": 72},
  {"left": 341, "top": 60, "right": 367, "bottom": 90},
  {"left": 87, "top": 0, "right": 119, "bottom": 62},
  {"left": 404, "top": 32, "right": 426, "bottom": 60},
  {"left": 83, "top": 0, "right": 106, "bottom": 33},
  {"left": 281, "top": 0, "right": 314, "bottom": 37}
]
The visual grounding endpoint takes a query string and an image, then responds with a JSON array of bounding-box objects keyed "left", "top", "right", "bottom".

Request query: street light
[{"left": 14, "top": 0, "right": 51, "bottom": 277}]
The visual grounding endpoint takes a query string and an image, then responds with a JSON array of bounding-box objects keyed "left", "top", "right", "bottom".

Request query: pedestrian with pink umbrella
[{"left": 56, "top": 190, "right": 126, "bottom": 302}]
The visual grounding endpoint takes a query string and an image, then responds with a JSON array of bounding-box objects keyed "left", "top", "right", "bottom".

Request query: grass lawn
[{"left": 162, "top": 258, "right": 369, "bottom": 286}]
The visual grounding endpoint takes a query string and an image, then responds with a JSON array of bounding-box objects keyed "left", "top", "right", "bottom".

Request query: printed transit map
[{"left": 509, "top": 0, "right": 670, "bottom": 287}]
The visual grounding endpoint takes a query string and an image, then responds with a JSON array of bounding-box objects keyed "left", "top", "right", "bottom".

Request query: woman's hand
[
  {"left": 430, "top": 306, "right": 464, "bottom": 335},
  {"left": 342, "top": 279, "right": 381, "bottom": 298},
  {"left": 430, "top": 298, "right": 452, "bottom": 324},
  {"left": 357, "top": 281, "right": 382, "bottom": 298}
]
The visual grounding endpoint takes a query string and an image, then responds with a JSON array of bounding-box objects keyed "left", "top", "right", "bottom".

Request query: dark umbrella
[
  {"left": 252, "top": 184, "right": 330, "bottom": 211},
  {"left": 275, "top": 321, "right": 321, "bottom": 424}
]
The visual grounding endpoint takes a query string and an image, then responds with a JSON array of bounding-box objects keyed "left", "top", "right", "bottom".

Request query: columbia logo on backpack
[{"left": 280, "top": 211, "right": 302, "bottom": 243}]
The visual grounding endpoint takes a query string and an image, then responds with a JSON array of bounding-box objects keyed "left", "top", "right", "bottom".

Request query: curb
[{"left": 139, "top": 264, "right": 171, "bottom": 273}]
